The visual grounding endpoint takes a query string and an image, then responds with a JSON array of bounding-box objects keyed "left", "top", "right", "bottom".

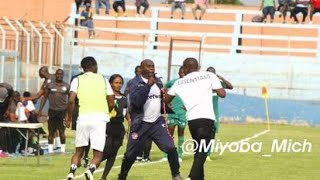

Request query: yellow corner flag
[
  {"left": 261, "top": 83, "right": 270, "bottom": 130},
  {"left": 261, "top": 85, "right": 268, "bottom": 99}
]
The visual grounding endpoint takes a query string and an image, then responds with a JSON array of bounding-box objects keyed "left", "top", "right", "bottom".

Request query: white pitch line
[
  {"left": 233, "top": 129, "right": 270, "bottom": 144},
  {"left": 60, "top": 129, "right": 270, "bottom": 179},
  {"left": 71, "top": 157, "right": 165, "bottom": 180}
]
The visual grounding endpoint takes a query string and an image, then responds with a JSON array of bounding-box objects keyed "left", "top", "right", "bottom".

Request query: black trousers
[
  {"left": 118, "top": 116, "right": 180, "bottom": 179},
  {"left": 137, "top": 137, "right": 152, "bottom": 159},
  {"left": 113, "top": 1, "right": 126, "bottom": 12},
  {"left": 101, "top": 123, "right": 125, "bottom": 178},
  {"left": 188, "top": 118, "right": 214, "bottom": 180},
  {"left": 292, "top": 7, "right": 308, "bottom": 22}
]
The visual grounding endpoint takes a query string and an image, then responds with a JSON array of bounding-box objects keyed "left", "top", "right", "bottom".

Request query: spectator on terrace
[
  {"left": 192, "top": 0, "right": 209, "bottom": 20},
  {"left": 135, "top": 0, "right": 150, "bottom": 17},
  {"left": 80, "top": 3, "right": 95, "bottom": 39},
  {"left": 260, "top": 0, "right": 276, "bottom": 23},
  {"left": 291, "top": 0, "right": 310, "bottom": 24},
  {"left": 170, "top": 0, "right": 186, "bottom": 19},
  {"left": 309, "top": 0, "right": 320, "bottom": 24},
  {"left": 113, "top": 0, "right": 127, "bottom": 17}
]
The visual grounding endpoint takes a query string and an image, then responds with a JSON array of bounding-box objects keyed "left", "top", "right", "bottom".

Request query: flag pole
[{"left": 261, "top": 83, "right": 270, "bottom": 130}]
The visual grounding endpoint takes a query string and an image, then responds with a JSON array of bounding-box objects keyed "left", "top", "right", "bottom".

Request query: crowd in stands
[
  {"left": 75, "top": 0, "right": 320, "bottom": 38},
  {"left": 261, "top": 0, "right": 320, "bottom": 24}
]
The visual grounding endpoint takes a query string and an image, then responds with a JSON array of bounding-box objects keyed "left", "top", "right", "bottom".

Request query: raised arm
[
  {"left": 37, "top": 88, "right": 49, "bottom": 117},
  {"left": 217, "top": 75, "right": 233, "bottom": 90}
]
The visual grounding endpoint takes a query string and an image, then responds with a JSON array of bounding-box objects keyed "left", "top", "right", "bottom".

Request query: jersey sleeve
[
  {"left": 104, "top": 77, "right": 114, "bottom": 96},
  {"left": 70, "top": 78, "right": 79, "bottom": 93},
  {"left": 210, "top": 74, "right": 223, "bottom": 90},
  {"left": 25, "top": 101, "right": 36, "bottom": 111},
  {"left": 164, "top": 80, "right": 172, "bottom": 89},
  {"left": 167, "top": 81, "right": 178, "bottom": 96}
]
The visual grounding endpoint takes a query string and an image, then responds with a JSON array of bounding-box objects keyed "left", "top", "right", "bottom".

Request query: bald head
[
  {"left": 39, "top": 66, "right": 49, "bottom": 79},
  {"left": 140, "top": 59, "right": 155, "bottom": 79},
  {"left": 183, "top": 57, "right": 199, "bottom": 75},
  {"left": 206, "top": 66, "right": 216, "bottom": 74}
]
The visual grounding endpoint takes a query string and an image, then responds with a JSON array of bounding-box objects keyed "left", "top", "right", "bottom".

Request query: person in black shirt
[{"left": 100, "top": 74, "right": 130, "bottom": 180}]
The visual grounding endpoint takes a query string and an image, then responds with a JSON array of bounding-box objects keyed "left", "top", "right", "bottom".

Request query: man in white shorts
[{"left": 65, "top": 56, "right": 115, "bottom": 180}]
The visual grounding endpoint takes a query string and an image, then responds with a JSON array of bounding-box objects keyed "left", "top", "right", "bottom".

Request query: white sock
[
  {"left": 61, "top": 144, "right": 65, "bottom": 153},
  {"left": 55, "top": 137, "right": 61, "bottom": 148},
  {"left": 48, "top": 144, "right": 54, "bottom": 153}
]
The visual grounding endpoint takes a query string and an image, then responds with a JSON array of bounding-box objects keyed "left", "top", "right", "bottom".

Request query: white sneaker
[
  {"left": 309, "top": 21, "right": 313, "bottom": 24},
  {"left": 66, "top": 173, "right": 74, "bottom": 180},
  {"left": 84, "top": 169, "right": 93, "bottom": 180}
]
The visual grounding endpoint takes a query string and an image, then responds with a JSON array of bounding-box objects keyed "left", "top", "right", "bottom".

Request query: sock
[
  {"left": 178, "top": 136, "right": 184, "bottom": 158},
  {"left": 55, "top": 137, "right": 61, "bottom": 148},
  {"left": 88, "top": 164, "right": 96, "bottom": 174},
  {"left": 69, "top": 164, "right": 77, "bottom": 174},
  {"left": 48, "top": 144, "right": 54, "bottom": 153},
  {"left": 60, "top": 144, "right": 65, "bottom": 153}
]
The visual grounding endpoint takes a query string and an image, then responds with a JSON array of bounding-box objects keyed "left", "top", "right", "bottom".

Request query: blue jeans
[{"left": 95, "top": 0, "right": 110, "bottom": 14}]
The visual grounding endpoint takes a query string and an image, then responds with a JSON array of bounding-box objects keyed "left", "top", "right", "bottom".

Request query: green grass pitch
[{"left": 0, "top": 123, "right": 319, "bottom": 180}]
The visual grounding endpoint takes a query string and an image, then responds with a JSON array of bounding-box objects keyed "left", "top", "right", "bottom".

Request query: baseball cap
[
  {"left": 85, "top": 3, "right": 91, "bottom": 7},
  {"left": 0, "top": 87, "right": 8, "bottom": 103}
]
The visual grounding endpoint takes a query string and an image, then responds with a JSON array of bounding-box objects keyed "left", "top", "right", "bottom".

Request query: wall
[
  {"left": 69, "top": 46, "right": 320, "bottom": 101},
  {"left": 0, "top": 0, "right": 73, "bottom": 22}
]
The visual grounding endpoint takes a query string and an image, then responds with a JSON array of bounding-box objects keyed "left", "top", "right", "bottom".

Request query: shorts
[
  {"left": 167, "top": 113, "right": 186, "bottom": 128},
  {"left": 262, "top": 6, "right": 275, "bottom": 17},
  {"left": 48, "top": 109, "right": 66, "bottom": 133},
  {"left": 75, "top": 116, "right": 108, "bottom": 152}
]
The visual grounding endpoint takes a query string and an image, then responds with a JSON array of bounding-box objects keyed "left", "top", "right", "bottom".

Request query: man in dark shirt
[
  {"left": 0, "top": 83, "right": 13, "bottom": 121},
  {"left": 38, "top": 69, "right": 69, "bottom": 154},
  {"left": 0, "top": 83, "right": 14, "bottom": 155}
]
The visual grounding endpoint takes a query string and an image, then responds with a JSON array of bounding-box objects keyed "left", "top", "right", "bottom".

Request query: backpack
[{"left": 252, "top": 15, "right": 264, "bottom": 23}]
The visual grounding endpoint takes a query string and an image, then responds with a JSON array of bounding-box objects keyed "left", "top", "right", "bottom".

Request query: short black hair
[
  {"left": 81, "top": 56, "right": 97, "bottom": 71},
  {"left": 23, "top": 91, "right": 31, "bottom": 97},
  {"left": 134, "top": 66, "right": 141, "bottom": 73},
  {"left": 109, "top": 74, "right": 124, "bottom": 84}
]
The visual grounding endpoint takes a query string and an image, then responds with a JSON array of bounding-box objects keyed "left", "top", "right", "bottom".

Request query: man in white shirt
[
  {"left": 118, "top": 59, "right": 183, "bottom": 180},
  {"left": 65, "top": 56, "right": 115, "bottom": 180},
  {"left": 165, "top": 57, "right": 226, "bottom": 180}
]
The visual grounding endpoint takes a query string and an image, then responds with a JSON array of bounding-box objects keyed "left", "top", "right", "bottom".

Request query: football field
[{"left": 0, "top": 123, "right": 319, "bottom": 180}]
